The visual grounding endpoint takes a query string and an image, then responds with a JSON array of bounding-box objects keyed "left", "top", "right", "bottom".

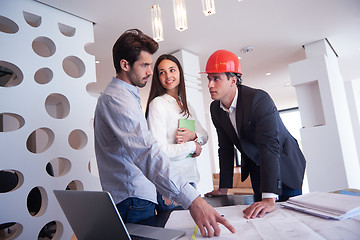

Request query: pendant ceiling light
[
  {"left": 173, "top": 0, "right": 188, "bottom": 31},
  {"left": 151, "top": 4, "right": 164, "bottom": 42},
  {"left": 201, "top": 0, "right": 216, "bottom": 16}
]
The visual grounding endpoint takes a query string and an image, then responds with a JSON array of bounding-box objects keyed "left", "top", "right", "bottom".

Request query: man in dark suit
[{"left": 203, "top": 50, "right": 306, "bottom": 219}]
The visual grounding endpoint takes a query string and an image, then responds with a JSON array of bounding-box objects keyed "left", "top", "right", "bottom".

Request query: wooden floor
[{"left": 212, "top": 168, "right": 254, "bottom": 195}]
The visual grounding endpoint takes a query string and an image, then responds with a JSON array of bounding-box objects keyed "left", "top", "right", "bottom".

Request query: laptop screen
[{"left": 54, "top": 190, "right": 185, "bottom": 240}]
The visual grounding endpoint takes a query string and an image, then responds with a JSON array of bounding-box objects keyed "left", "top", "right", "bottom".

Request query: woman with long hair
[{"left": 145, "top": 54, "right": 208, "bottom": 211}]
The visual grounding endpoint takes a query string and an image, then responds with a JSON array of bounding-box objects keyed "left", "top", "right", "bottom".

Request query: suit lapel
[
  {"left": 234, "top": 86, "right": 247, "bottom": 169},
  {"left": 218, "top": 107, "right": 239, "bottom": 143},
  {"left": 235, "top": 85, "right": 243, "bottom": 138}
]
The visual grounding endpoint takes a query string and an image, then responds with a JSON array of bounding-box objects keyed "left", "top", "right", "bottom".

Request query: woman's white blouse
[{"left": 147, "top": 94, "right": 208, "bottom": 183}]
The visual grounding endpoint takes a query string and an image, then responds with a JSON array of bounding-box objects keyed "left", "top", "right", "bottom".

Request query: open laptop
[{"left": 54, "top": 190, "right": 185, "bottom": 240}]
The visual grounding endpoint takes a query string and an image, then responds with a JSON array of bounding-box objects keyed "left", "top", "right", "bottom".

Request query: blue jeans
[
  {"left": 156, "top": 182, "right": 196, "bottom": 212},
  {"left": 116, "top": 197, "right": 155, "bottom": 223}
]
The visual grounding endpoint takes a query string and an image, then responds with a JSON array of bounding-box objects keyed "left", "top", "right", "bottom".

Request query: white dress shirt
[{"left": 94, "top": 77, "right": 199, "bottom": 208}]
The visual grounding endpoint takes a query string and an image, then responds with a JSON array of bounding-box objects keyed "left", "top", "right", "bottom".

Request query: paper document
[
  {"left": 281, "top": 191, "right": 360, "bottom": 220},
  {"left": 284, "top": 207, "right": 360, "bottom": 240},
  {"left": 165, "top": 205, "right": 325, "bottom": 239}
]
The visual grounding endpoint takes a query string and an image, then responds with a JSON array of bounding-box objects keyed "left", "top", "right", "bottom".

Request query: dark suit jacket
[{"left": 210, "top": 85, "right": 306, "bottom": 195}]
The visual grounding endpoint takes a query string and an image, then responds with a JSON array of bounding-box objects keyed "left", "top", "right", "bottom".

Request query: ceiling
[{"left": 36, "top": 0, "right": 360, "bottom": 110}]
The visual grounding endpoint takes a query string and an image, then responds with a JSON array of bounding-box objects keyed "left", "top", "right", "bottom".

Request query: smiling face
[
  {"left": 157, "top": 59, "right": 181, "bottom": 95},
  {"left": 126, "top": 51, "right": 153, "bottom": 88}
]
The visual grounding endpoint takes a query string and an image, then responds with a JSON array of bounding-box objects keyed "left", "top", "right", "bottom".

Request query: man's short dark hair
[
  {"left": 112, "top": 29, "right": 159, "bottom": 73},
  {"left": 225, "top": 72, "right": 242, "bottom": 85}
]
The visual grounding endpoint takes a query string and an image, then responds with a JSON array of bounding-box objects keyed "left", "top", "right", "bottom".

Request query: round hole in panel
[
  {"left": 62, "top": 56, "right": 85, "bottom": 78},
  {"left": 0, "top": 169, "right": 24, "bottom": 193},
  {"left": 88, "top": 158, "right": 99, "bottom": 177},
  {"left": 84, "top": 42, "right": 95, "bottom": 55},
  {"left": 86, "top": 82, "right": 101, "bottom": 98},
  {"left": 0, "top": 61, "right": 24, "bottom": 87},
  {"left": 34, "top": 67, "right": 53, "bottom": 84},
  {"left": 0, "top": 113, "right": 25, "bottom": 132},
  {"left": 27, "top": 186, "right": 48, "bottom": 217},
  {"left": 0, "top": 15, "right": 19, "bottom": 34},
  {"left": 23, "top": 11, "right": 41, "bottom": 28},
  {"left": 0, "top": 222, "right": 23, "bottom": 239},
  {"left": 46, "top": 157, "right": 71, "bottom": 177},
  {"left": 58, "top": 22, "right": 76, "bottom": 37},
  {"left": 68, "top": 129, "right": 87, "bottom": 150},
  {"left": 32, "top": 36, "right": 56, "bottom": 58},
  {"left": 66, "top": 180, "right": 84, "bottom": 190},
  {"left": 45, "top": 93, "right": 70, "bottom": 119},
  {"left": 26, "top": 127, "right": 55, "bottom": 154},
  {"left": 38, "top": 220, "right": 63, "bottom": 240}
]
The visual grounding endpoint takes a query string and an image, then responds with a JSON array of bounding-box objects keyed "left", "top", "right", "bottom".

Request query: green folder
[
  {"left": 178, "top": 118, "right": 195, "bottom": 131},
  {"left": 178, "top": 119, "right": 195, "bottom": 157}
]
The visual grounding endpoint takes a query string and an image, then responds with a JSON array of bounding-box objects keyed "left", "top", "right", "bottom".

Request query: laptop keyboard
[{"left": 130, "top": 234, "right": 158, "bottom": 240}]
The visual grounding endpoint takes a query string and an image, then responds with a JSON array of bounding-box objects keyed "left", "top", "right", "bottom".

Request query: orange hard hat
[{"left": 201, "top": 49, "right": 241, "bottom": 74}]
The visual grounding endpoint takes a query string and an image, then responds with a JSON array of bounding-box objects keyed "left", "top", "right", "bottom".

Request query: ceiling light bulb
[
  {"left": 151, "top": 4, "right": 164, "bottom": 42},
  {"left": 201, "top": 0, "right": 216, "bottom": 16},
  {"left": 173, "top": 0, "right": 188, "bottom": 31}
]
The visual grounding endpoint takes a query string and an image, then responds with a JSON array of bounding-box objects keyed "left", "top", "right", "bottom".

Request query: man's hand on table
[
  {"left": 204, "top": 188, "right": 228, "bottom": 197},
  {"left": 243, "top": 198, "right": 276, "bottom": 219},
  {"left": 188, "top": 196, "right": 236, "bottom": 237}
]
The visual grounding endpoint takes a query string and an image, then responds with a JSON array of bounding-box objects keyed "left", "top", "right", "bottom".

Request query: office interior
[{"left": 1, "top": 0, "right": 360, "bottom": 239}]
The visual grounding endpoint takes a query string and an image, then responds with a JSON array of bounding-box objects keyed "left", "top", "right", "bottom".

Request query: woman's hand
[
  {"left": 192, "top": 142, "right": 202, "bottom": 157},
  {"left": 176, "top": 128, "right": 196, "bottom": 144}
]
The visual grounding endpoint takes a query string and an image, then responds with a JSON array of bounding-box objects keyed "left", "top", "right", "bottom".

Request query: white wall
[
  {"left": 0, "top": 0, "right": 101, "bottom": 239},
  {"left": 289, "top": 39, "right": 360, "bottom": 192},
  {"left": 345, "top": 79, "right": 360, "bottom": 166}
]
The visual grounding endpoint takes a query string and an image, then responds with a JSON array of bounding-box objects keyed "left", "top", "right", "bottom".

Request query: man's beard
[{"left": 131, "top": 74, "right": 151, "bottom": 88}]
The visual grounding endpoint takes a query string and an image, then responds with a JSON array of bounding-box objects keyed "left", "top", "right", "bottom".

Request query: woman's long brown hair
[{"left": 145, "top": 54, "right": 190, "bottom": 119}]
